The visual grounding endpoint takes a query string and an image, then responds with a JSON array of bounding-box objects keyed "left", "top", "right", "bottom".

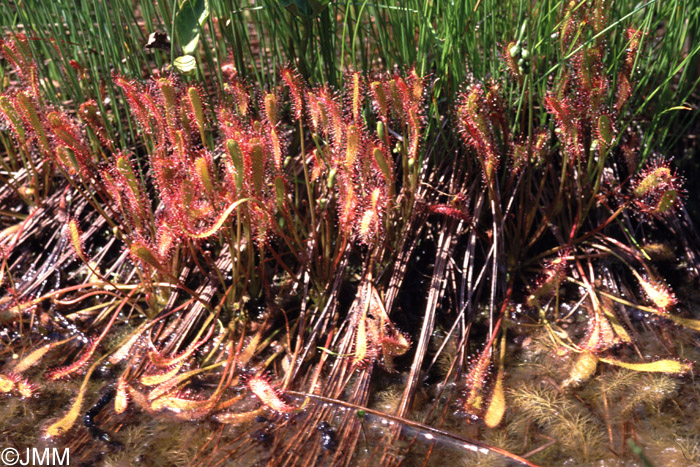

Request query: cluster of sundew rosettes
[
  {"left": 0, "top": 372, "right": 38, "bottom": 398},
  {"left": 0, "top": 73, "right": 76, "bottom": 167},
  {"left": 0, "top": 33, "right": 431, "bottom": 268},
  {"left": 304, "top": 68, "right": 426, "bottom": 245},
  {"left": 111, "top": 71, "right": 290, "bottom": 253},
  {"left": 25, "top": 322, "right": 306, "bottom": 439},
  {"left": 543, "top": 45, "right": 617, "bottom": 165},
  {"left": 456, "top": 82, "right": 507, "bottom": 185},
  {"left": 546, "top": 5, "right": 642, "bottom": 162},
  {"left": 0, "top": 337, "right": 92, "bottom": 403}
]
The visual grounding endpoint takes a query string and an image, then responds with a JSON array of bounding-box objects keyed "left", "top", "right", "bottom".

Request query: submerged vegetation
[{"left": 1, "top": 0, "right": 700, "bottom": 465}]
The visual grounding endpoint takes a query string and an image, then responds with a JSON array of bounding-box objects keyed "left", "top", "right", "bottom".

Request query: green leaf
[
  {"left": 174, "top": 0, "right": 210, "bottom": 55},
  {"left": 173, "top": 55, "right": 197, "bottom": 75},
  {"left": 659, "top": 105, "right": 692, "bottom": 116},
  {"left": 600, "top": 357, "right": 692, "bottom": 374},
  {"left": 597, "top": 114, "right": 613, "bottom": 149},
  {"left": 277, "top": 0, "right": 329, "bottom": 17}
]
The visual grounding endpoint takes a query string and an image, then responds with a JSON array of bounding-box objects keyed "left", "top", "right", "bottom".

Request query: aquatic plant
[{"left": 0, "top": 1, "right": 699, "bottom": 464}]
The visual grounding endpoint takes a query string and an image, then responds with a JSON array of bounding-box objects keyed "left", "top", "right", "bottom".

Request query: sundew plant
[{"left": 1, "top": 0, "right": 700, "bottom": 465}]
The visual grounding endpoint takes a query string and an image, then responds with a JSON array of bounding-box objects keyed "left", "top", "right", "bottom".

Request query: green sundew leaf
[
  {"left": 597, "top": 114, "right": 613, "bottom": 149},
  {"left": 250, "top": 142, "right": 265, "bottom": 197},
  {"left": 56, "top": 146, "right": 80, "bottom": 175},
  {"left": 116, "top": 155, "right": 141, "bottom": 200},
  {"left": 174, "top": 0, "right": 210, "bottom": 55},
  {"left": 277, "top": 0, "right": 329, "bottom": 17},
  {"left": 226, "top": 139, "right": 244, "bottom": 192},
  {"left": 130, "top": 241, "right": 165, "bottom": 272},
  {"left": 600, "top": 357, "right": 691, "bottom": 374},
  {"left": 0, "top": 96, "right": 25, "bottom": 144},
  {"left": 195, "top": 157, "right": 214, "bottom": 194},
  {"left": 173, "top": 55, "right": 197, "bottom": 75},
  {"left": 655, "top": 189, "right": 677, "bottom": 213}
]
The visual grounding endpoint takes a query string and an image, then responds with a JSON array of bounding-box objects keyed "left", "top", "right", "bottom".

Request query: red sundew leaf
[
  {"left": 615, "top": 71, "right": 632, "bottom": 112},
  {"left": 457, "top": 85, "right": 501, "bottom": 180},
  {"left": 408, "top": 67, "right": 426, "bottom": 107},
  {"left": 114, "top": 377, "right": 129, "bottom": 414},
  {"left": 157, "top": 77, "right": 180, "bottom": 139},
  {"left": 156, "top": 218, "right": 178, "bottom": 260},
  {"left": 559, "top": 2, "right": 582, "bottom": 54},
  {"left": 114, "top": 153, "right": 148, "bottom": 231},
  {"left": 280, "top": 66, "right": 305, "bottom": 121},
  {"left": 47, "top": 111, "right": 85, "bottom": 152},
  {"left": 406, "top": 106, "right": 423, "bottom": 161},
  {"left": 575, "top": 47, "right": 608, "bottom": 116},
  {"left": 355, "top": 187, "right": 387, "bottom": 245},
  {"left": 248, "top": 140, "right": 265, "bottom": 198},
  {"left": 427, "top": 204, "right": 471, "bottom": 223},
  {"left": 274, "top": 175, "right": 287, "bottom": 211},
  {"left": 194, "top": 154, "right": 216, "bottom": 196},
  {"left": 337, "top": 176, "right": 357, "bottom": 237},
  {"left": 263, "top": 92, "right": 278, "bottom": 127},
  {"left": 16, "top": 91, "right": 50, "bottom": 156},
  {"left": 184, "top": 198, "right": 252, "bottom": 239},
  {"left": 114, "top": 74, "right": 165, "bottom": 140},
  {"left": 344, "top": 124, "right": 361, "bottom": 170},
  {"left": 316, "top": 87, "right": 344, "bottom": 148},
  {"left": 462, "top": 345, "right": 493, "bottom": 420},
  {"left": 114, "top": 75, "right": 151, "bottom": 133},
  {"left": 229, "top": 78, "right": 251, "bottom": 118},
  {"left": 545, "top": 94, "right": 583, "bottom": 159},
  {"left": 624, "top": 28, "right": 645, "bottom": 71},
  {"left": 305, "top": 89, "right": 325, "bottom": 134},
  {"left": 1, "top": 36, "right": 40, "bottom": 98},
  {"left": 130, "top": 240, "right": 166, "bottom": 272},
  {"left": 372, "top": 145, "right": 394, "bottom": 190},
  {"left": 67, "top": 218, "right": 87, "bottom": 262},
  {"left": 637, "top": 274, "right": 677, "bottom": 313},
  {"left": 526, "top": 251, "right": 568, "bottom": 307},
  {"left": 0, "top": 95, "right": 27, "bottom": 145},
  {"left": 596, "top": 114, "right": 615, "bottom": 150},
  {"left": 369, "top": 80, "right": 389, "bottom": 122},
  {"left": 46, "top": 338, "right": 99, "bottom": 381},
  {"left": 78, "top": 100, "right": 113, "bottom": 150},
  {"left": 592, "top": 0, "right": 611, "bottom": 33},
  {"left": 347, "top": 70, "right": 364, "bottom": 123},
  {"left": 631, "top": 158, "right": 684, "bottom": 200},
  {"left": 266, "top": 124, "right": 285, "bottom": 172},
  {"left": 247, "top": 374, "right": 295, "bottom": 413},
  {"left": 353, "top": 311, "right": 372, "bottom": 366},
  {"left": 578, "top": 309, "right": 623, "bottom": 353}
]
